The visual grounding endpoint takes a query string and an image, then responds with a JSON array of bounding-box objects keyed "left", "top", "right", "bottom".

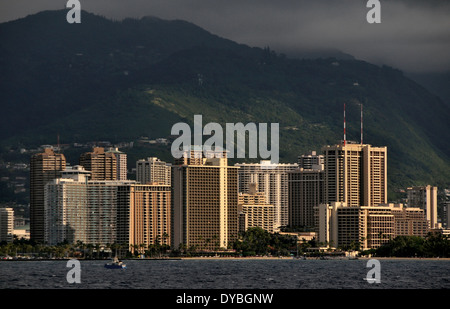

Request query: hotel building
[
  {"left": 117, "top": 183, "right": 172, "bottom": 253},
  {"left": 288, "top": 166, "right": 324, "bottom": 229},
  {"left": 316, "top": 202, "right": 428, "bottom": 250},
  {"left": 323, "top": 142, "right": 387, "bottom": 207},
  {"left": 407, "top": 185, "right": 438, "bottom": 229},
  {"left": 315, "top": 203, "right": 393, "bottom": 250},
  {"left": 238, "top": 183, "right": 275, "bottom": 233},
  {"left": 235, "top": 161, "right": 298, "bottom": 230},
  {"left": 0, "top": 208, "right": 14, "bottom": 243},
  {"left": 172, "top": 151, "right": 239, "bottom": 251},
  {"left": 44, "top": 165, "right": 135, "bottom": 246},
  {"left": 136, "top": 157, "right": 172, "bottom": 185},
  {"left": 30, "top": 147, "right": 66, "bottom": 243},
  {"left": 45, "top": 177, "right": 89, "bottom": 245},
  {"left": 387, "top": 203, "right": 429, "bottom": 237},
  {"left": 79, "top": 147, "right": 117, "bottom": 181},
  {"left": 359, "top": 205, "right": 394, "bottom": 250},
  {"left": 107, "top": 147, "right": 128, "bottom": 180},
  {"left": 444, "top": 202, "right": 450, "bottom": 229},
  {"left": 298, "top": 151, "right": 324, "bottom": 170}
]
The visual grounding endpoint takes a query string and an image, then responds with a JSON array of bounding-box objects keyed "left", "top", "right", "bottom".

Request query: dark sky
[{"left": 1, "top": 0, "right": 449, "bottom": 73}]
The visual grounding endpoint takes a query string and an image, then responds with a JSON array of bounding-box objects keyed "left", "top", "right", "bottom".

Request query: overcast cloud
[{"left": 0, "top": 0, "right": 449, "bottom": 73}]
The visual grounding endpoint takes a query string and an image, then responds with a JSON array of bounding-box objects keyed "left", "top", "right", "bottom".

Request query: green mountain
[
  {"left": 0, "top": 10, "right": 449, "bottom": 195},
  {"left": 406, "top": 71, "right": 450, "bottom": 107}
]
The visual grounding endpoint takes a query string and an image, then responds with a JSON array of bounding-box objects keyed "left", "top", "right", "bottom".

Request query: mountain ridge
[{"left": 0, "top": 10, "right": 448, "bottom": 193}]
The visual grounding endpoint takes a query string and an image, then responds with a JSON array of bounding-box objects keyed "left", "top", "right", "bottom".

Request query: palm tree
[
  {"left": 132, "top": 244, "right": 139, "bottom": 256},
  {"left": 23, "top": 243, "right": 33, "bottom": 257},
  {"left": 110, "top": 243, "right": 120, "bottom": 259},
  {"left": 95, "top": 243, "right": 101, "bottom": 259},
  {"left": 75, "top": 240, "right": 85, "bottom": 258},
  {"left": 103, "top": 243, "right": 112, "bottom": 259},
  {"left": 160, "top": 233, "right": 170, "bottom": 256},
  {"left": 197, "top": 236, "right": 204, "bottom": 253},
  {"left": 162, "top": 233, "right": 169, "bottom": 247},
  {"left": 178, "top": 243, "right": 187, "bottom": 256},
  {"left": 120, "top": 243, "right": 129, "bottom": 258},
  {"left": 360, "top": 237, "right": 367, "bottom": 251},
  {"left": 63, "top": 242, "right": 71, "bottom": 258},
  {"left": 35, "top": 243, "right": 44, "bottom": 258},
  {"left": 154, "top": 235, "right": 162, "bottom": 257},
  {"left": 5, "top": 243, "right": 14, "bottom": 257},
  {"left": 205, "top": 238, "right": 211, "bottom": 253},
  {"left": 86, "top": 244, "right": 93, "bottom": 259},
  {"left": 211, "top": 235, "right": 219, "bottom": 252},
  {"left": 139, "top": 243, "right": 146, "bottom": 256}
]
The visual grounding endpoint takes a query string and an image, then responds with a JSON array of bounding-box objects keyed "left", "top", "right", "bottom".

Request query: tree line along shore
[{"left": 1, "top": 227, "right": 449, "bottom": 260}]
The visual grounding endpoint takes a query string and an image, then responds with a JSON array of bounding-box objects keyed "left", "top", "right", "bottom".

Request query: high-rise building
[
  {"left": 238, "top": 183, "right": 275, "bottom": 233},
  {"left": 444, "top": 202, "right": 450, "bottom": 229},
  {"left": 0, "top": 208, "right": 14, "bottom": 243},
  {"left": 298, "top": 151, "right": 324, "bottom": 170},
  {"left": 172, "top": 154, "right": 239, "bottom": 251},
  {"left": 79, "top": 147, "right": 117, "bottom": 181},
  {"left": 44, "top": 165, "right": 134, "bottom": 246},
  {"left": 45, "top": 177, "right": 89, "bottom": 245},
  {"left": 87, "top": 180, "right": 128, "bottom": 246},
  {"left": 288, "top": 167, "right": 324, "bottom": 229},
  {"left": 173, "top": 146, "right": 205, "bottom": 166},
  {"left": 407, "top": 185, "right": 438, "bottom": 229},
  {"left": 45, "top": 164, "right": 172, "bottom": 251},
  {"left": 107, "top": 147, "right": 128, "bottom": 180},
  {"left": 136, "top": 157, "right": 171, "bottom": 185},
  {"left": 235, "top": 161, "right": 298, "bottom": 230},
  {"left": 323, "top": 143, "right": 387, "bottom": 208},
  {"left": 315, "top": 202, "right": 339, "bottom": 247},
  {"left": 30, "top": 147, "right": 66, "bottom": 243},
  {"left": 117, "top": 183, "right": 172, "bottom": 253}
]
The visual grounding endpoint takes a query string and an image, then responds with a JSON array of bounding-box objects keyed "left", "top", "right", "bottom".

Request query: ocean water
[{"left": 0, "top": 259, "right": 449, "bottom": 289}]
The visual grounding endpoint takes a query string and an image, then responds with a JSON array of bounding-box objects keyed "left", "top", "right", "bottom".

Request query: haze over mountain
[
  {"left": 0, "top": 10, "right": 449, "bottom": 195},
  {"left": 2, "top": 1, "right": 449, "bottom": 74}
]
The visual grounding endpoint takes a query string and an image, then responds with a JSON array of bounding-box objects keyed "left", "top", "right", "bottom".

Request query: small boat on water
[{"left": 104, "top": 257, "right": 126, "bottom": 269}]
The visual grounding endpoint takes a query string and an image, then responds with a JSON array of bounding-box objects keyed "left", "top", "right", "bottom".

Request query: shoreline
[
  {"left": 1, "top": 256, "right": 449, "bottom": 261},
  {"left": 178, "top": 256, "right": 450, "bottom": 261}
]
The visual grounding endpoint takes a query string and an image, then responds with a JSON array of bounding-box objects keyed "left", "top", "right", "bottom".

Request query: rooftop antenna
[
  {"left": 360, "top": 104, "right": 363, "bottom": 145},
  {"left": 343, "top": 103, "right": 347, "bottom": 146}
]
